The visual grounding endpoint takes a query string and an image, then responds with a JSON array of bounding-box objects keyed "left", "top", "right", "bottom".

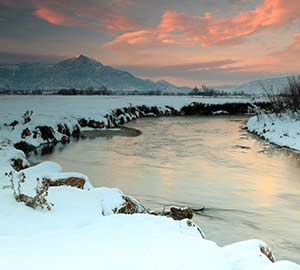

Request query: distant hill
[
  {"left": 1, "top": 55, "right": 298, "bottom": 95},
  {"left": 0, "top": 55, "right": 190, "bottom": 94},
  {"left": 215, "top": 76, "right": 300, "bottom": 95}
]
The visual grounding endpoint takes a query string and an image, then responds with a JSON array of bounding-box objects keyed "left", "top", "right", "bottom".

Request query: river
[{"left": 28, "top": 116, "right": 300, "bottom": 263}]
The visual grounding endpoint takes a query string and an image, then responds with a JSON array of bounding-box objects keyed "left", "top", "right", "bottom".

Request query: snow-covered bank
[
  {"left": 0, "top": 96, "right": 269, "bottom": 153},
  {"left": 246, "top": 113, "right": 300, "bottom": 151},
  {"left": 0, "top": 96, "right": 299, "bottom": 269},
  {"left": 1, "top": 154, "right": 298, "bottom": 270}
]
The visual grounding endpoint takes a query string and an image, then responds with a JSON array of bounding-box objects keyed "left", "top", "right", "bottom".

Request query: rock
[
  {"left": 78, "top": 118, "right": 88, "bottom": 127},
  {"left": 87, "top": 119, "right": 105, "bottom": 129},
  {"left": 61, "top": 135, "right": 70, "bottom": 144},
  {"left": 72, "top": 125, "right": 81, "bottom": 136},
  {"left": 180, "top": 102, "right": 272, "bottom": 116},
  {"left": 37, "top": 126, "right": 56, "bottom": 143},
  {"left": 169, "top": 206, "right": 193, "bottom": 220},
  {"left": 14, "top": 141, "right": 36, "bottom": 154},
  {"left": 9, "top": 120, "right": 19, "bottom": 129},
  {"left": 21, "top": 128, "right": 31, "bottom": 138},
  {"left": 32, "top": 130, "right": 38, "bottom": 139},
  {"left": 165, "top": 106, "right": 180, "bottom": 116},
  {"left": 150, "top": 106, "right": 161, "bottom": 116},
  {"left": 57, "top": 123, "right": 71, "bottom": 137},
  {"left": 114, "top": 196, "right": 147, "bottom": 214},
  {"left": 260, "top": 246, "right": 276, "bottom": 263},
  {"left": 10, "top": 158, "right": 29, "bottom": 171},
  {"left": 46, "top": 177, "right": 86, "bottom": 189}
]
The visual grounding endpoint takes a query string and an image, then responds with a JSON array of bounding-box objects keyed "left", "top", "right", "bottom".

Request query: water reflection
[{"left": 28, "top": 116, "right": 300, "bottom": 263}]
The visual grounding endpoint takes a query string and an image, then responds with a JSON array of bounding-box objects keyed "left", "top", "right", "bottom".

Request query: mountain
[
  {"left": 215, "top": 76, "right": 299, "bottom": 95},
  {"left": 0, "top": 55, "right": 190, "bottom": 94}
]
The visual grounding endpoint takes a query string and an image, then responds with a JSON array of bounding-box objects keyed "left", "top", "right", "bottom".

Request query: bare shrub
[
  {"left": 262, "top": 76, "right": 300, "bottom": 119},
  {"left": 22, "top": 110, "right": 33, "bottom": 124},
  {"left": 5, "top": 171, "right": 54, "bottom": 211}
]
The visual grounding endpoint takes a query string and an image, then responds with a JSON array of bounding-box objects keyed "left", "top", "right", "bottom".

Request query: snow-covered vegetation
[
  {"left": 246, "top": 77, "right": 300, "bottom": 151},
  {"left": 0, "top": 96, "right": 299, "bottom": 269}
]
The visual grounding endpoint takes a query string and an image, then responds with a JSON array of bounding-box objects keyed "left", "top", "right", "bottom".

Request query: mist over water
[{"left": 29, "top": 116, "right": 300, "bottom": 263}]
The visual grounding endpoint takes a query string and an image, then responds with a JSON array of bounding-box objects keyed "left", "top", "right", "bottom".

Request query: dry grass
[{"left": 263, "top": 76, "right": 300, "bottom": 119}]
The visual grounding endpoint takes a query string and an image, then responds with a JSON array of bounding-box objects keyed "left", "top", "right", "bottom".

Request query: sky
[{"left": 0, "top": 0, "right": 300, "bottom": 86}]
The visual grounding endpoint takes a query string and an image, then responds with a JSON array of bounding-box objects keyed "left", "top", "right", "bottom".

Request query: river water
[{"left": 28, "top": 116, "right": 300, "bottom": 262}]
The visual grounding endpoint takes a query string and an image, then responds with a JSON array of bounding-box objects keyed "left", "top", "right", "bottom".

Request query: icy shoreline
[
  {"left": 0, "top": 96, "right": 299, "bottom": 270},
  {"left": 246, "top": 113, "right": 300, "bottom": 152}
]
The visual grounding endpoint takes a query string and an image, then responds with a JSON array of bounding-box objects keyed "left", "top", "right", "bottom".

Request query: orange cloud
[
  {"left": 32, "top": 1, "right": 140, "bottom": 33},
  {"left": 34, "top": 7, "right": 70, "bottom": 25},
  {"left": 105, "top": 0, "right": 300, "bottom": 49}
]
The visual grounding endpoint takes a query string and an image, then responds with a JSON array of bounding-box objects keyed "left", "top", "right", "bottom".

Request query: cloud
[
  {"left": 32, "top": 0, "right": 140, "bottom": 33},
  {"left": 260, "top": 32, "right": 300, "bottom": 72},
  {"left": 0, "top": 51, "right": 70, "bottom": 63},
  {"left": 105, "top": 0, "right": 300, "bottom": 49},
  {"left": 34, "top": 7, "right": 72, "bottom": 25},
  {"left": 117, "top": 59, "right": 237, "bottom": 77},
  {"left": 116, "top": 58, "right": 275, "bottom": 86}
]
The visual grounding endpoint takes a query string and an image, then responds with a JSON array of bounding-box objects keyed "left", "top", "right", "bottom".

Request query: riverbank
[
  {"left": 246, "top": 113, "right": 300, "bottom": 152},
  {"left": 0, "top": 96, "right": 299, "bottom": 270}
]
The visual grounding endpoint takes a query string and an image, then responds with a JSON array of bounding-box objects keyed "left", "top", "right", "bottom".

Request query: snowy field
[
  {"left": 0, "top": 95, "right": 299, "bottom": 270},
  {"left": 0, "top": 95, "right": 255, "bottom": 118}
]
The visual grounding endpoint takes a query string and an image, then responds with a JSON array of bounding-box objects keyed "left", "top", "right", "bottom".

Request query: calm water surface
[{"left": 28, "top": 116, "right": 300, "bottom": 262}]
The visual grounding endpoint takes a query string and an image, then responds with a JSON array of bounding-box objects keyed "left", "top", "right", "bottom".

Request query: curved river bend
[{"left": 28, "top": 116, "right": 300, "bottom": 263}]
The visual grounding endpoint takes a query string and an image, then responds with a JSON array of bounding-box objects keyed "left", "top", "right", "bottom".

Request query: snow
[
  {"left": 0, "top": 95, "right": 299, "bottom": 269},
  {"left": 246, "top": 113, "right": 300, "bottom": 151},
  {"left": 215, "top": 75, "right": 300, "bottom": 95}
]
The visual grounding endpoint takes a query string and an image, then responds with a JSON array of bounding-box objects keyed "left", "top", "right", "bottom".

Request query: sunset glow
[{"left": 1, "top": 0, "right": 300, "bottom": 86}]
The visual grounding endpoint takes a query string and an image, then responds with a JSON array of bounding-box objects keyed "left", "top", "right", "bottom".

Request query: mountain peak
[
  {"left": 0, "top": 54, "right": 188, "bottom": 93},
  {"left": 77, "top": 54, "right": 90, "bottom": 60},
  {"left": 56, "top": 54, "right": 104, "bottom": 68},
  {"left": 74, "top": 54, "right": 101, "bottom": 64}
]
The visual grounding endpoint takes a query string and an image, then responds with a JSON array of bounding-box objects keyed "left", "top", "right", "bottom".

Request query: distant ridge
[
  {"left": 0, "top": 55, "right": 190, "bottom": 94},
  {"left": 0, "top": 55, "right": 298, "bottom": 94},
  {"left": 215, "top": 76, "right": 300, "bottom": 95}
]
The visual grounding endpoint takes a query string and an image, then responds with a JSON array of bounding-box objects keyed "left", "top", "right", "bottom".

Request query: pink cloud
[
  {"left": 32, "top": 1, "right": 140, "bottom": 33},
  {"left": 105, "top": 0, "right": 300, "bottom": 49},
  {"left": 34, "top": 7, "right": 71, "bottom": 25},
  {"left": 259, "top": 32, "right": 300, "bottom": 71}
]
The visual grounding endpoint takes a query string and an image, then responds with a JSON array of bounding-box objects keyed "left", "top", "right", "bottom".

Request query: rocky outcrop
[
  {"left": 8, "top": 120, "right": 19, "bottom": 129},
  {"left": 37, "top": 126, "right": 56, "bottom": 143},
  {"left": 10, "top": 158, "right": 29, "bottom": 171},
  {"left": 14, "top": 141, "right": 36, "bottom": 154},
  {"left": 260, "top": 246, "right": 276, "bottom": 263},
  {"left": 72, "top": 125, "right": 81, "bottom": 137},
  {"left": 87, "top": 120, "right": 105, "bottom": 129},
  {"left": 152, "top": 206, "right": 194, "bottom": 221},
  {"left": 9, "top": 101, "right": 272, "bottom": 157},
  {"left": 57, "top": 123, "right": 71, "bottom": 137},
  {"left": 169, "top": 206, "right": 194, "bottom": 220},
  {"left": 114, "top": 196, "right": 147, "bottom": 214},
  {"left": 21, "top": 128, "right": 31, "bottom": 138},
  {"left": 180, "top": 102, "right": 271, "bottom": 116},
  {"left": 105, "top": 105, "right": 177, "bottom": 128},
  {"left": 45, "top": 177, "right": 86, "bottom": 189},
  {"left": 78, "top": 118, "right": 105, "bottom": 129},
  {"left": 78, "top": 118, "right": 88, "bottom": 127}
]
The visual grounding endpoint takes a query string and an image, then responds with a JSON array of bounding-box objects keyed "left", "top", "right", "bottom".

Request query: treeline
[
  {"left": 55, "top": 86, "right": 113, "bottom": 95},
  {"left": 188, "top": 85, "right": 250, "bottom": 97},
  {"left": 0, "top": 85, "right": 250, "bottom": 96}
]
